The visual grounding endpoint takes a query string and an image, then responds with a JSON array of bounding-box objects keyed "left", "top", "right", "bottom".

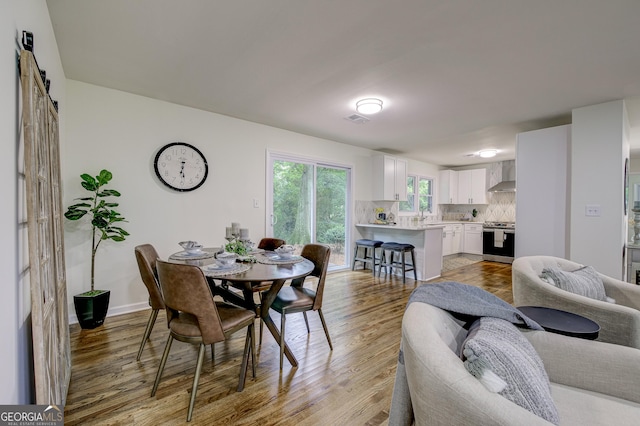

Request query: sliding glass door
[{"left": 268, "top": 153, "right": 351, "bottom": 270}]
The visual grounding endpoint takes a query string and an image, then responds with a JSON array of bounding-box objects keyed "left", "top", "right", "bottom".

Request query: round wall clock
[{"left": 154, "top": 142, "right": 208, "bottom": 192}]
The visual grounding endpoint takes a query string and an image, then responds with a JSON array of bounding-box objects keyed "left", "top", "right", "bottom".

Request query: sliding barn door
[{"left": 21, "top": 50, "right": 71, "bottom": 404}]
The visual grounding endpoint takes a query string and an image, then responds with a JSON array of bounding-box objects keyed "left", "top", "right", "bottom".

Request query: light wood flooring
[{"left": 64, "top": 260, "right": 512, "bottom": 425}]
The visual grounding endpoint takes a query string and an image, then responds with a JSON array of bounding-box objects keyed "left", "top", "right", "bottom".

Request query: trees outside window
[{"left": 269, "top": 155, "right": 351, "bottom": 269}]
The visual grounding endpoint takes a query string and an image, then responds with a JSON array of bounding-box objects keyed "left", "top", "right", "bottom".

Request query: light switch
[
  {"left": 253, "top": 198, "right": 259, "bottom": 208},
  {"left": 585, "top": 205, "right": 601, "bottom": 217}
]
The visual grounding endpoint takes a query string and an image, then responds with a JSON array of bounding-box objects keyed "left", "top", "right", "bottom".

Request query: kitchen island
[{"left": 355, "top": 223, "right": 445, "bottom": 281}]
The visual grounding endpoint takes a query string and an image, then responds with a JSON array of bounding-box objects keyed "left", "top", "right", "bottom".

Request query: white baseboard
[{"left": 69, "top": 301, "right": 150, "bottom": 325}]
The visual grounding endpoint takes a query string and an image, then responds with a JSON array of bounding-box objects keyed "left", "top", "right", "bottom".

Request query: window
[{"left": 399, "top": 175, "right": 434, "bottom": 215}]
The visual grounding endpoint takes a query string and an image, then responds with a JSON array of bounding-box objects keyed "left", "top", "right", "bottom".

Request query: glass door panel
[
  {"left": 316, "top": 166, "right": 347, "bottom": 268},
  {"left": 269, "top": 155, "right": 350, "bottom": 270}
]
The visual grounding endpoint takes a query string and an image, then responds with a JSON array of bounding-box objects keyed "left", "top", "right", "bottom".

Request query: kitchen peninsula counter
[{"left": 355, "top": 223, "right": 444, "bottom": 280}]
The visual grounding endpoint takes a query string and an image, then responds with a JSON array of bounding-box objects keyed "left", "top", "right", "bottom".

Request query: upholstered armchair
[
  {"left": 389, "top": 301, "right": 640, "bottom": 425},
  {"left": 512, "top": 255, "right": 640, "bottom": 349}
]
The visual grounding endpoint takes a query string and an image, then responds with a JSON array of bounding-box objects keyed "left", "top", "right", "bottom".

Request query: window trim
[{"left": 399, "top": 174, "right": 436, "bottom": 216}]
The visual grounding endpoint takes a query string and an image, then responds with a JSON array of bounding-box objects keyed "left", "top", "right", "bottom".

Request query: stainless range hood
[{"left": 488, "top": 160, "right": 516, "bottom": 192}]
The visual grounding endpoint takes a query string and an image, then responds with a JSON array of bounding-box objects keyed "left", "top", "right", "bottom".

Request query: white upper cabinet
[
  {"left": 457, "top": 169, "right": 487, "bottom": 204},
  {"left": 373, "top": 154, "right": 407, "bottom": 201},
  {"left": 439, "top": 170, "right": 458, "bottom": 204}
]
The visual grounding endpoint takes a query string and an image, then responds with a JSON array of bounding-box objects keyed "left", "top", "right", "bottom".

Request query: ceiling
[{"left": 46, "top": 0, "right": 640, "bottom": 167}]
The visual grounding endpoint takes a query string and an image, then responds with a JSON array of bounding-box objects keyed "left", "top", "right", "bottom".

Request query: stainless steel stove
[{"left": 482, "top": 222, "right": 515, "bottom": 263}]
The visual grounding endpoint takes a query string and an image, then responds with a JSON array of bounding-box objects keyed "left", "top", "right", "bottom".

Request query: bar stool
[
  {"left": 379, "top": 242, "right": 417, "bottom": 283},
  {"left": 352, "top": 239, "right": 384, "bottom": 276}
]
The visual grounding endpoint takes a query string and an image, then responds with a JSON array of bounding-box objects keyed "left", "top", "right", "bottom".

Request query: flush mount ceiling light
[
  {"left": 356, "top": 98, "right": 383, "bottom": 115},
  {"left": 478, "top": 149, "right": 498, "bottom": 158}
]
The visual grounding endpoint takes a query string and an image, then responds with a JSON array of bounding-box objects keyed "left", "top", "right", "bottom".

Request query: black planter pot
[{"left": 74, "top": 290, "right": 110, "bottom": 329}]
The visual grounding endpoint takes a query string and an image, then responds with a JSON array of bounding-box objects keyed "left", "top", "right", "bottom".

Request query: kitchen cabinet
[
  {"left": 442, "top": 225, "right": 453, "bottom": 256},
  {"left": 457, "top": 169, "right": 487, "bottom": 204},
  {"left": 464, "top": 223, "right": 483, "bottom": 255},
  {"left": 439, "top": 170, "right": 458, "bottom": 204},
  {"left": 452, "top": 224, "right": 463, "bottom": 253},
  {"left": 442, "top": 224, "right": 463, "bottom": 255},
  {"left": 373, "top": 154, "right": 407, "bottom": 201}
]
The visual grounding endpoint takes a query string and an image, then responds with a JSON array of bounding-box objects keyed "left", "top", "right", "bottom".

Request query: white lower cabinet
[
  {"left": 442, "top": 225, "right": 453, "bottom": 256},
  {"left": 464, "top": 223, "right": 483, "bottom": 255},
  {"left": 443, "top": 224, "right": 464, "bottom": 256}
]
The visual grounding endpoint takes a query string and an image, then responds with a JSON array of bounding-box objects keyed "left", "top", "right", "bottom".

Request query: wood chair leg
[
  {"left": 151, "top": 335, "right": 174, "bottom": 396},
  {"left": 211, "top": 343, "right": 215, "bottom": 363},
  {"left": 237, "top": 325, "right": 252, "bottom": 392},
  {"left": 136, "top": 308, "right": 159, "bottom": 361},
  {"left": 317, "top": 309, "right": 333, "bottom": 350},
  {"left": 302, "top": 311, "right": 310, "bottom": 333},
  {"left": 250, "top": 323, "right": 256, "bottom": 378},
  {"left": 280, "top": 310, "right": 286, "bottom": 370},
  {"left": 401, "top": 251, "right": 407, "bottom": 284},
  {"left": 187, "top": 344, "right": 206, "bottom": 422}
]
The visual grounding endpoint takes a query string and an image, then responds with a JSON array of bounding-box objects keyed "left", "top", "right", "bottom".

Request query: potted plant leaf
[{"left": 65, "top": 169, "right": 129, "bottom": 329}]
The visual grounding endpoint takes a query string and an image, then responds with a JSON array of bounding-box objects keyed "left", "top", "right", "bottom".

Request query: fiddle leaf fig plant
[{"left": 65, "top": 169, "right": 129, "bottom": 294}]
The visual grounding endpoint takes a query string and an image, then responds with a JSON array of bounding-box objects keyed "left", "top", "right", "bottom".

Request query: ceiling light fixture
[
  {"left": 478, "top": 149, "right": 498, "bottom": 158},
  {"left": 356, "top": 98, "right": 383, "bottom": 115}
]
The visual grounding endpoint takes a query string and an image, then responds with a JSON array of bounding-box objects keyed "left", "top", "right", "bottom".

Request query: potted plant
[{"left": 65, "top": 169, "right": 129, "bottom": 329}]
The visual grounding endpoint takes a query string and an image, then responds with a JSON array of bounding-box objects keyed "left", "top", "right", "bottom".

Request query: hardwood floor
[{"left": 64, "top": 260, "right": 512, "bottom": 425}]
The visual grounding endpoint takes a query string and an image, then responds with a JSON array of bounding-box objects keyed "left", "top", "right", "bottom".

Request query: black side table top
[{"left": 517, "top": 306, "right": 600, "bottom": 340}]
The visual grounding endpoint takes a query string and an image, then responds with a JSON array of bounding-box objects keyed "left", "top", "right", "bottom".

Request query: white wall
[
  {"left": 64, "top": 80, "right": 408, "bottom": 315},
  {"left": 1, "top": 0, "right": 66, "bottom": 404},
  {"left": 515, "top": 125, "right": 570, "bottom": 258},
  {"left": 570, "top": 100, "right": 629, "bottom": 278}
]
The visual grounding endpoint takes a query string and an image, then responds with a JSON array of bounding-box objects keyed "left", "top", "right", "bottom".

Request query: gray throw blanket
[
  {"left": 408, "top": 281, "right": 543, "bottom": 330},
  {"left": 388, "top": 282, "right": 542, "bottom": 426}
]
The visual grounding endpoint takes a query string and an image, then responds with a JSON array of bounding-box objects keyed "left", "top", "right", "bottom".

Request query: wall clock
[{"left": 154, "top": 142, "right": 208, "bottom": 192}]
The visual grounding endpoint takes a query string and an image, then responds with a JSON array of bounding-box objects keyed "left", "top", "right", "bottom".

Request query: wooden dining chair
[
  {"left": 134, "top": 244, "right": 165, "bottom": 361},
  {"left": 268, "top": 243, "right": 333, "bottom": 369},
  {"left": 152, "top": 260, "right": 256, "bottom": 422}
]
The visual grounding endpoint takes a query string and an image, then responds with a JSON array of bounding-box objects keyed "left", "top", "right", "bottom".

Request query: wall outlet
[{"left": 585, "top": 204, "right": 601, "bottom": 217}]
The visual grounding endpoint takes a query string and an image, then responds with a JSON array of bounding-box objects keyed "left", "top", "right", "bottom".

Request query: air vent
[{"left": 345, "top": 113, "right": 370, "bottom": 124}]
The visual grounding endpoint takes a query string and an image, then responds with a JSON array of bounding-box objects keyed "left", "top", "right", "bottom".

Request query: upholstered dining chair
[
  {"left": 152, "top": 260, "right": 256, "bottom": 422},
  {"left": 268, "top": 243, "right": 333, "bottom": 369},
  {"left": 258, "top": 237, "right": 286, "bottom": 252},
  {"left": 134, "top": 244, "right": 165, "bottom": 361}
]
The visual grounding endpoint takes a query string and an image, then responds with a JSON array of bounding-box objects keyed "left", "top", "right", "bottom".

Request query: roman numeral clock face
[{"left": 154, "top": 142, "right": 208, "bottom": 191}]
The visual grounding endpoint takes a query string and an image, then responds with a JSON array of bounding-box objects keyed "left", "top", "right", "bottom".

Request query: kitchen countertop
[{"left": 356, "top": 223, "right": 445, "bottom": 230}]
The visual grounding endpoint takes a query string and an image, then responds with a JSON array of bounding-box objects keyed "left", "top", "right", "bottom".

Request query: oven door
[{"left": 482, "top": 229, "right": 515, "bottom": 262}]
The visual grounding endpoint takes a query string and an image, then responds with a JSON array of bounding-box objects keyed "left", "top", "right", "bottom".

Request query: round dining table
[{"left": 169, "top": 248, "right": 314, "bottom": 368}]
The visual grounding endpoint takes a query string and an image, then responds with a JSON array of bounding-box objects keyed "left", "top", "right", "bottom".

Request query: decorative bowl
[
  {"left": 275, "top": 245, "right": 295, "bottom": 259},
  {"left": 215, "top": 252, "right": 238, "bottom": 267},
  {"left": 179, "top": 240, "right": 197, "bottom": 249}
]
